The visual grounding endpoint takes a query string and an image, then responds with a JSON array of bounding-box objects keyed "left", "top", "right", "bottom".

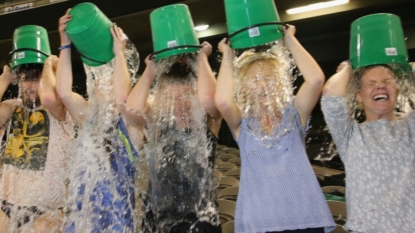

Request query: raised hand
[
  {"left": 58, "top": 9, "right": 72, "bottom": 46},
  {"left": 110, "top": 24, "right": 127, "bottom": 56}
]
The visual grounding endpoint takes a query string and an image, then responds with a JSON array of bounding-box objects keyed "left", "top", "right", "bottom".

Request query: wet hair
[
  {"left": 156, "top": 53, "right": 198, "bottom": 81},
  {"left": 13, "top": 63, "right": 43, "bottom": 81},
  {"left": 350, "top": 64, "right": 395, "bottom": 92}
]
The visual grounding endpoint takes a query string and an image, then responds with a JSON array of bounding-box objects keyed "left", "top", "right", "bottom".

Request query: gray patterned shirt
[{"left": 321, "top": 96, "right": 415, "bottom": 233}]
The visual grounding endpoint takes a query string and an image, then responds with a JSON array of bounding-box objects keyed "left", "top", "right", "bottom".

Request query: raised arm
[
  {"left": 0, "top": 65, "right": 15, "bottom": 128},
  {"left": 284, "top": 25, "right": 325, "bottom": 127},
  {"left": 38, "top": 55, "right": 66, "bottom": 121},
  {"left": 322, "top": 61, "right": 352, "bottom": 96},
  {"left": 56, "top": 9, "right": 90, "bottom": 125},
  {"left": 125, "top": 55, "right": 156, "bottom": 126},
  {"left": 214, "top": 38, "right": 242, "bottom": 137},
  {"left": 197, "top": 41, "right": 221, "bottom": 119},
  {"left": 111, "top": 24, "right": 134, "bottom": 122}
]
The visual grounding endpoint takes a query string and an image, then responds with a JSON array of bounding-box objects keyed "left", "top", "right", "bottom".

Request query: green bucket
[
  {"left": 224, "top": 0, "right": 285, "bottom": 49},
  {"left": 66, "top": 2, "right": 113, "bottom": 67},
  {"left": 8, "top": 25, "right": 51, "bottom": 70},
  {"left": 350, "top": 13, "right": 411, "bottom": 72},
  {"left": 150, "top": 4, "right": 200, "bottom": 61}
]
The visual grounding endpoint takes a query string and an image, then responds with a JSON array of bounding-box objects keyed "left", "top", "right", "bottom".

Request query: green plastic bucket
[
  {"left": 224, "top": 0, "right": 284, "bottom": 49},
  {"left": 66, "top": 2, "right": 113, "bottom": 67},
  {"left": 9, "top": 25, "right": 51, "bottom": 70},
  {"left": 150, "top": 4, "right": 200, "bottom": 61},
  {"left": 350, "top": 13, "right": 410, "bottom": 72}
]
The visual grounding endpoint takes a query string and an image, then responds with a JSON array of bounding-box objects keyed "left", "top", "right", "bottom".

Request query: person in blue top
[
  {"left": 56, "top": 10, "right": 139, "bottom": 233},
  {"left": 215, "top": 25, "right": 335, "bottom": 233}
]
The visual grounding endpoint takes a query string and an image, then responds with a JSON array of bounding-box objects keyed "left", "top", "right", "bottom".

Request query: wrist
[{"left": 284, "top": 35, "right": 296, "bottom": 47}]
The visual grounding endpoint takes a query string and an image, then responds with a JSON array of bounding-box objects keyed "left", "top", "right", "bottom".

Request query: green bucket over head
[
  {"left": 224, "top": 0, "right": 284, "bottom": 49},
  {"left": 10, "top": 25, "right": 51, "bottom": 70},
  {"left": 66, "top": 2, "right": 114, "bottom": 67},
  {"left": 150, "top": 4, "right": 200, "bottom": 61},
  {"left": 350, "top": 13, "right": 411, "bottom": 72}
]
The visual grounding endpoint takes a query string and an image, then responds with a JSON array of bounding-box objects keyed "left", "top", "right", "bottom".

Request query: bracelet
[{"left": 58, "top": 44, "right": 71, "bottom": 50}]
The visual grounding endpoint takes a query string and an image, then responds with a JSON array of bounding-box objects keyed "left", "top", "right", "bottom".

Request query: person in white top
[{"left": 0, "top": 56, "right": 72, "bottom": 233}]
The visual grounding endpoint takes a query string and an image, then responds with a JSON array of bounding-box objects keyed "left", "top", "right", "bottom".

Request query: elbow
[
  {"left": 308, "top": 72, "right": 325, "bottom": 88},
  {"left": 39, "top": 92, "right": 56, "bottom": 109},
  {"left": 322, "top": 83, "right": 335, "bottom": 96},
  {"left": 214, "top": 96, "right": 232, "bottom": 113}
]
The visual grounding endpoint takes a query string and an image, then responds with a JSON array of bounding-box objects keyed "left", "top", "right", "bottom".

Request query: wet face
[
  {"left": 168, "top": 85, "right": 193, "bottom": 127},
  {"left": 245, "top": 61, "right": 282, "bottom": 107},
  {"left": 356, "top": 66, "right": 398, "bottom": 116},
  {"left": 19, "top": 78, "right": 40, "bottom": 108}
]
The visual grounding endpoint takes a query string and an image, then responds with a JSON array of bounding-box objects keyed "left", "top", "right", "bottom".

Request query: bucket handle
[
  {"left": 227, "top": 22, "right": 288, "bottom": 41},
  {"left": 77, "top": 52, "right": 107, "bottom": 65},
  {"left": 6, "top": 48, "right": 50, "bottom": 67},
  {"left": 149, "top": 45, "right": 203, "bottom": 60}
]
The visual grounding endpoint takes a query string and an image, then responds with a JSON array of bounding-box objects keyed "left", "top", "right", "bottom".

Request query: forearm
[
  {"left": 285, "top": 35, "right": 324, "bottom": 87},
  {"left": 197, "top": 54, "right": 220, "bottom": 118},
  {"left": 215, "top": 51, "right": 235, "bottom": 108},
  {"left": 113, "top": 53, "right": 132, "bottom": 106},
  {"left": 323, "top": 67, "right": 351, "bottom": 96},
  {"left": 0, "top": 79, "right": 10, "bottom": 101},
  {"left": 56, "top": 49, "right": 74, "bottom": 100},
  {"left": 126, "top": 68, "right": 154, "bottom": 114}
]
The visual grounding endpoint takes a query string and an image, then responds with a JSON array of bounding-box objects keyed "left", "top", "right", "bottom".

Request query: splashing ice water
[
  {"left": 64, "top": 38, "right": 141, "bottom": 233},
  {"left": 233, "top": 39, "right": 297, "bottom": 147},
  {"left": 140, "top": 53, "right": 219, "bottom": 232}
]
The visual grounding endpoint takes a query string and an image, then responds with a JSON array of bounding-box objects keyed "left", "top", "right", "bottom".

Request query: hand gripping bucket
[
  {"left": 66, "top": 2, "right": 114, "bottom": 67},
  {"left": 224, "top": 0, "right": 285, "bottom": 49},
  {"left": 350, "top": 13, "right": 411, "bottom": 73},
  {"left": 150, "top": 4, "right": 201, "bottom": 61},
  {"left": 7, "top": 25, "right": 51, "bottom": 70}
]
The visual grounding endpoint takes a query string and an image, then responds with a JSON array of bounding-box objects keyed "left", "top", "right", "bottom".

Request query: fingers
[{"left": 65, "top": 8, "right": 71, "bottom": 15}]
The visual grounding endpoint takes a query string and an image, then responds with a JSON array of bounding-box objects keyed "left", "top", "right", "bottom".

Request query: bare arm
[
  {"left": 214, "top": 38, "right": 242, "bottom": 138},
  {"left": 111, "top": 24, "right": 135, "bottom": 123},
  {"left": 56, "top": 9, "right": 90, "bottom": 125},
  {"left": 38, "top": 55, "right": 66, "bottom": 121},
  {"left": 284, "top": 25, "right": 325, "bottom": 127},
  {"left": 0, "top": 66, "right": 15, "bottom": 127},
  {"left": 125, "top": 55, "right": 156, "bottom": 126},
  {"left": 322, "top": 61, "right": 352, "bottom": 96},
  {"left": 197, "top": 41, "right": 221, "bottom": 119}
]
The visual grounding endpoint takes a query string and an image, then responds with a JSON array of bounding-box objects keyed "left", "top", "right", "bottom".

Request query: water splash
[
  {"left": 64, "top": 38, "right": 141, "bottom": 233},
  {"left": 233, "top": 39, "right": 297, "bottom": 147},
  {"left": 141, "top": 53, "right": 219, "bottom": 232}
]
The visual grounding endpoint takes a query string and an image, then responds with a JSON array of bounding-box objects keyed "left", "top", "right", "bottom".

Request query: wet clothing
[
  {"left": 65, "top": 118, "right": 137, "bottom": 233},
  {"left": 0, "top": 105, "right": 72, "bottom": 212},
  {"left": 1, "top": 200, "right": 45, "bottom": 228},
  {"left": 268, "top": 228, "right": 325, "bottom": 233},
  {"left": 232, "top": 101, "right": 335, "bottom": 233},
  {"left": 321, "top": 96, "right": 415, "bottom": 233},
  {"left": 143, "top": 129, "right": 221, "bottom": 233}
]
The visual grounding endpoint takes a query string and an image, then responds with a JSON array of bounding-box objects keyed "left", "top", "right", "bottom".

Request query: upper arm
[
  {"left": 59, "top": 92, "right": 90, "bottom": 124},
  {"left": 0, "top": 100, "right": 14, "bottom": 127},
  {"left": 321, "top": 96, "right": 353, "bottom": 156},
  {"left": 214, "top": 97, "right": 242, "bottom": 137},
  {"left": 294, "top": 77, "right": 324, "bottom": 127}
]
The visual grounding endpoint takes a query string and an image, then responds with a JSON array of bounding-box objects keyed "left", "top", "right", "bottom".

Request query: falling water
[
  {"left": 313, "top": 64, "right": 415, "bottom": 161},
  {"left": 64, "top": 38, "right": 140, "bottom": 233},
  {"left": 233, "top": 39, "right": 297, "bottom": 147},
  {"left": 140, "top": 53, "right": 219, "bottom": 232}
]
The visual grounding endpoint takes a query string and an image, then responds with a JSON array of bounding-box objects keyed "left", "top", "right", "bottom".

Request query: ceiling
[{"left": 1, "top": 0, "right": 415, "bottom": 95}]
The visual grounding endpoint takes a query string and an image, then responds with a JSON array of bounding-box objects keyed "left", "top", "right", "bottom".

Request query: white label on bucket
[
  {"left": 168, "top": 40, "right": 177, "bottom": 48},
  {"left": 385, "top": 48, "right": 398, "bottom": 56},
  {"left": 17, "top": 52, "right": 25, "bottom": 59},
  {"left": 249, "top": 27, "right": 260, "bottom": 37}
]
